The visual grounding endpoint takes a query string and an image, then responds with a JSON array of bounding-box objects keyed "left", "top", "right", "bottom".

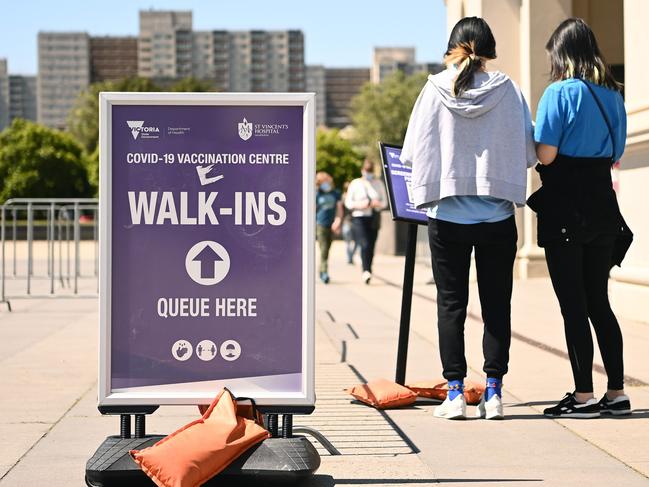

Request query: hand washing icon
[{"left": 171, "top": 340, "right": 193, "bottom": 361}]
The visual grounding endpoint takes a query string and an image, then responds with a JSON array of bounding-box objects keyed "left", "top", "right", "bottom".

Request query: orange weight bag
[
  {"left": 130, "top": 388, "right": 269, "bottom": 487},
  {"left": 346, "top": 378, "right": 417, "bottom": 409}
]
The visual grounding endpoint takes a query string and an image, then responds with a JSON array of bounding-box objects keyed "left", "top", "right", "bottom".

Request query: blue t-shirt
[
  {"left": 426, "top": 196, "right": 514, "bottom": 224},
  {"left": 316, "top": 189, "right": 341, "bottom": 227},
  {"left": 535, "top": 79, "right": 626, "bottom": 161}
]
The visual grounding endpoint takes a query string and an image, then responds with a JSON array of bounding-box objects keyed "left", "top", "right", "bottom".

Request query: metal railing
[{"left": 1, "top": 198, "right": 99, "bottom": 310}]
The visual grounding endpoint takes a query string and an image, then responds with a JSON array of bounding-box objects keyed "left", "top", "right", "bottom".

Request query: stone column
[
  {"left": 516, "top": 0, "right": 572, "bottom": 278},
  {"left": 609, "top": 0, "right": 649, "bottom": 323}
]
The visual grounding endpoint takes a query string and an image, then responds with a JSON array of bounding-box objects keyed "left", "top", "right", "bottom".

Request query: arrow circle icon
[{"left": 185, "top": 241, "right": 230, "bottom": 286}]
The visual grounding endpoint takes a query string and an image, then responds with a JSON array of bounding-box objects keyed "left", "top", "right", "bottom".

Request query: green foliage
[
  {"left": 350, "top": 71, "right": 428, "bottom": 163},
  {"left": 87, "top": 147, "right": 99, "bottom": 197},
  {"left": 0, "top": 119, "right": 91, "bottom": 201},
  {"left": 316, "top": 128, "right": 363, "bottom": 189},
  {"left": 68, "top": 77, "right": 161, "bottom": 155},
  {"left": 168, "top": 77, "right": 215, "bottom": 92}
]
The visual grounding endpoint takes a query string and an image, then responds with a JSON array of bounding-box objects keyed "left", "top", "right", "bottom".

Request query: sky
[{"left": 0, "top": 0, "right": 448, "bottom": 75}]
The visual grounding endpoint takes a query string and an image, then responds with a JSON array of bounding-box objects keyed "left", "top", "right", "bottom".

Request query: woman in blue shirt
[{"left": 529, "top": 18, "right": 633, "bottom": 418}]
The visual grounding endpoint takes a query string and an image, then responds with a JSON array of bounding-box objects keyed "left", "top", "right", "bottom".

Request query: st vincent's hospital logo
[
  {"left": 237, "top": 117, "right": 289, "bottom": 141},
  {"left": 126, "top": 120, "right": 160, "bottom": 140},
  {"left": 238, "top": 118, "right": 253, "bottom": 141}
]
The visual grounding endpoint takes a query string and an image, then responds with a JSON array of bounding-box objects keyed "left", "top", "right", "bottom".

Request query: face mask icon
[{"left": 219, "top": 340, "right": 241, "bottom": 362}]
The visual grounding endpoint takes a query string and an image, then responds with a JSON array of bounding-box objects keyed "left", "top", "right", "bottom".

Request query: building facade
[
  {"left": 445, "top": 0, "right": 648, "bottom": 323},
  {"left": 32, "top": 11, "right": 306, "bottom": 128},
  {"left": 190, "top": 29, "right": 305, "bottom": 92},
  {"left": 90, "top": 36, "right": 138, "bottom": 83},
  {"left": 138, "top": 10, "right": 193, "bottom": 79},
  {"left": 9, "top": 75, "right": 38, "bottom": 123},
  {"left": 0, "top": 59, "right": 9, "bottom": 130},
  {"left": 37, "top": 32, "right": 90, "bottom": 129},
  {"left": 325, "top": 68, "right": 370, "bottom": 128},
  {"left": 306, "top": 65, "right": 326, "bottom": 126},
  {"left": 372, "top": 47, "right": 416, "bottom": 84}
]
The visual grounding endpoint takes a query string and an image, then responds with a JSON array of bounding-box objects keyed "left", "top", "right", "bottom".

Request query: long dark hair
[
  {"left": 444, "top": 17, "right": 497, "bottom": 97},
  {"left": 546, "top": 18, "right": 621, "bottom": 91}
]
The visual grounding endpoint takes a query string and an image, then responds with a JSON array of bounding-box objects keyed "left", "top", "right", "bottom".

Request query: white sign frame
[{"left": 98, "top": 92, "right": 316, "bottom": 408}]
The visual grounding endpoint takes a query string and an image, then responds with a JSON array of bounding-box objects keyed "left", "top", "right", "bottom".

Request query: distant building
[
  {"left": 138, "top": 11, "right": 305, "bottom": 92},
  {"left": 37, "top": 32, "right": 90, "bottom": 129},
  {"left": 0, "top": 59, "right": 9, "bottom": 130},
  {"left": 190, "top": 29, "right": 305, "bottom": 92},
  {"left": 31, "top": 10, "right": 306, "bottom": 128},
  {"left": 90, "top": 36, "right": 138, "bottom": 82},
  {"left": 138, "top": 10, "right": 193, "bottom": 79},
  {"left": 306, "top": 65, "right": 326, "bottom": 126},
  {"left": 9, "top": 75, "right": 38, "bottom": 123},
  {"left": 372, "top": 47, "right": 416, "bottom": 84},
  {"left": 371, "top": 47, "right": 441, "bottom": 84},
  {"left": 325, "top": 68, "right": 369, "bottom": 128}
]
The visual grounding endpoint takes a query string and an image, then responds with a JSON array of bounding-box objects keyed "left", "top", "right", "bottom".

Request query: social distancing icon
[
  {"left": 185, "top": 241, "right": 230, "bottom": 286},
  {"left": 196, "top": 340, "right": 218, "bottom": 361}
]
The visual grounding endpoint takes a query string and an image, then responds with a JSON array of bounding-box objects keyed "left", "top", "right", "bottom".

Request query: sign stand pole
[{"left": 395, "top": 223, "right": 418, "bottom": 385}]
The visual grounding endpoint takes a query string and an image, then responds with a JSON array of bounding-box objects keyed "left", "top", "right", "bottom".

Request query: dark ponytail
[{"left": 444, "top": 17, "right": 497, "bottom": 97}]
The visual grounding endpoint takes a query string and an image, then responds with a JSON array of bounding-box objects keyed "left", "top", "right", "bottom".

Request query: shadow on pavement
[
  {"left": 506, "top": 409, "right": 649, "bottom": 420},
  {"left": 301, "top": 477, "right": 544, "bottom": 485}
]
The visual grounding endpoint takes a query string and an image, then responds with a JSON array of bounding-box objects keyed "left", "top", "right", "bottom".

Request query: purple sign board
[
  {"left": 99, "top": 93, "right": 315, "bottom": 407},
  {"left": 379, "top": 143, "right": 428, "bottom": 225}
]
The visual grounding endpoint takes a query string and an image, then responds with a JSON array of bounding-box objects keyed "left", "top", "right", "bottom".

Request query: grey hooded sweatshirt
[{"left": 400, "top": 68, "right": 536, "bottom": 208}]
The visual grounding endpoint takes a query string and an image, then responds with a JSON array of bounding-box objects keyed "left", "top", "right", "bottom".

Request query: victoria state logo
[
  {"left": 238, "top": 118, "right": 253, "bottom": 141},
  {"left": 126, "top": 120, "right": 160, "bottom": 140},
  {"left": 127, "top": 121, "right": 144, "bottom": 139}
]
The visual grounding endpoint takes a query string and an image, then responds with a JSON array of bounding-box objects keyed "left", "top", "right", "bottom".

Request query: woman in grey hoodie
[{"left": 401, "top": 17, "right": 536, "bottom": 420}]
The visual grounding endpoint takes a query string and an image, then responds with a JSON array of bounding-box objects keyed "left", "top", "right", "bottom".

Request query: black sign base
[{"left": 85, "top": 435, "right": 321, "bottom": 486}]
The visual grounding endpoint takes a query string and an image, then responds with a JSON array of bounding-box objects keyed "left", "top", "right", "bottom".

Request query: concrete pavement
[
  {"left": 0, "top": 238, "right": 648, "bottom": 486},
  {"left": 317, "top": 239, "right": 649, "bottom": 485}
]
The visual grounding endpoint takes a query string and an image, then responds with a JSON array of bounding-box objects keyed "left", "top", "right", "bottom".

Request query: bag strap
[{"left": 580, "top": 79, "right": 616, "bottom": 161}]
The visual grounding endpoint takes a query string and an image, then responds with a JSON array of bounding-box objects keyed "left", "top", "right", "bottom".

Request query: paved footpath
[{"left": 0, "top": 240, "right": 648, "bottom": 486}]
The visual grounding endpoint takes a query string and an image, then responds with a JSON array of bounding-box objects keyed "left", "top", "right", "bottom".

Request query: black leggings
[{"left": 544, "top": 234, "right": 624, "bottom": 392}]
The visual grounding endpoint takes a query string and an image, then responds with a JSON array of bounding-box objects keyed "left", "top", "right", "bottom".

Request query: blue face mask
[
  {"left": 364, "top": 173, "right": 374, "bottom": 180},
  {"left": 320, "top": 182, "right": 332, "bottom": 192}
]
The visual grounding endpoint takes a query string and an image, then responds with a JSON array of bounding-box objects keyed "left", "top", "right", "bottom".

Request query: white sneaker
[
  {"left": 476, "top": 394, "right": 504, "bottom": 420},
  {"left": 362, "top": 271, "right": 372, "bottom": 284},
  {"left": 434, "top": 394, "right": 466, "bottom": 420}
]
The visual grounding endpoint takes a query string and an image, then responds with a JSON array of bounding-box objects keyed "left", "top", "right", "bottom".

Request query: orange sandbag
[
  {"left": 130, "top": 389, "right": 269, "bottom": 487},
  {"left": 346, "top": 378, "right": 417, "bottom": 409},
  {"left": 406, "top": 380, "right": 486, "bottom": 405}
]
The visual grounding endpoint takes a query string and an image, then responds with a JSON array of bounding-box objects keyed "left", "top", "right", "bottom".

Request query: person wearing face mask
[
  {"left": 315, "top": 172, "right": 343, "bottom": 284},
  {"left": 344, "top": 160, "right": 386, "bottom": 284}
]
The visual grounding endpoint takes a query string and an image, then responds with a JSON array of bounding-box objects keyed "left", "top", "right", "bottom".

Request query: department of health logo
[
  {"left": 126, "top": 120, "right": 160, "bottom": 140},
  {"left": 238, "top": 118, "right": 253, "bottom": 141}
]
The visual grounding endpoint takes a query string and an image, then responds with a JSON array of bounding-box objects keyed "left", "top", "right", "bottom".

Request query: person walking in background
[
  {"left": 344, "top": 160, "right": 386, "bottom": 284},
  {"left": 529, "top": 18, "right": 632, "bottom": 419},
  {"left": 341, "top": 181, "right": 359, "bottom": 265},
  {"left": 401, "top": 17, "right": 536, "bottom": 420},
  {"left": 316, "top": 171, "right": 343, "bottom": 284}
]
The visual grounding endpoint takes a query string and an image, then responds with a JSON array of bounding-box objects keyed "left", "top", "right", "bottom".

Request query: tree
[
  {"left": 350, "top": 71, "right": 428, "bottom": 163},
  {"left": 169, "top": 77, "right": 215, "bottom": 92},
  {"left": 0, "top": 119, "right": 91, "bottom": 201},
  {"left": 68, "top": 77, "right": 161, "bottom": 155},
  {"left": 316, "top": 128, "right": 363, "bottom": 189}
]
